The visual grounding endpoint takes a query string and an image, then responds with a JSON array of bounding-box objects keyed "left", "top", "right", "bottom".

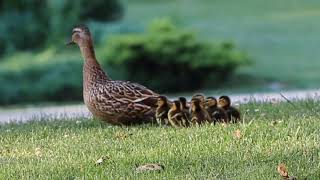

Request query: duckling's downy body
[
  {"left": 190, "top": 98, "right": 212, "bottom": 125},
  {"left": 205, "top": 97, "right": 229, "bottom": 124},
  {"left": 68, "top": 25, "right": 159, "bottom": 125},
  {"left": 156, "top": 96, "right": 171, "bottom": 126},
  {"left": 179, "top": 97, "right": 190, "bottom": 127},
  {"left": 218, "top": 96, "right": 240, "bottom": 123},
  {"left": 168, "top": 100, "right": 189, "bottom": 128}
]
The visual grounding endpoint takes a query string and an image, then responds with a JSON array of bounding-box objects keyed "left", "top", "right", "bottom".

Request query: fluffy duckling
[
  {"left": 205, "top": 97, "right": 229, "bottom": 124},
  {"left": 179, "top": 97, "right": 190, "bottom": 127},
  {"left": 155, "top": 96, "right": 171, "bottom": 126},
  {"left": 218, "top": 96, "right": 240, "bottom": 123},
  {"left": 168, "top": 100, "right": 189, "bottom": 128},
  {"left": 190, "top": 93, "right": 205, "bottom": 113},
  {"left": 191, "top": 93, "right": 205, "bottom": 104},
  {"left": 190, "top": 98, "right": 212, "bottom": 126}
]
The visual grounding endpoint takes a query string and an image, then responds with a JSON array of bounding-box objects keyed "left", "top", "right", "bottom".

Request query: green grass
[
  {"left": 1, "top": 101, "right": 320, "bottom": 179},
  {"left": 120, "top": 0, "right": 320, "bottom": 89}
]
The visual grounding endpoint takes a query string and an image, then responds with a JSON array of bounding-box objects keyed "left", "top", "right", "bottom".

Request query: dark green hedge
[
  {"left": 101, "top": 19, "right": 252, "bottom": 92},
  {"left": 0, "top": 50, "right": 83, "bottom": 105}
]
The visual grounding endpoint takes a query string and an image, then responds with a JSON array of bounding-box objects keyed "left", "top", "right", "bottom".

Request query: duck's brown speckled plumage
[{"left": 70, "top": 25, "right": 159, "bottom": 125}]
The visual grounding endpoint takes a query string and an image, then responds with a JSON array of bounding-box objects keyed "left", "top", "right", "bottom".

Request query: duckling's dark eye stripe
[{"left": 72, "top": 29, "right": 82, "bottom": 34}]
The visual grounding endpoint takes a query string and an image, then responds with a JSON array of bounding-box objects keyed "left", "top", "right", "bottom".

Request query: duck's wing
[
  {"left": 87, "top": 81, "right": 159, "bottom": 119},
  {"left": 104, "top": 81, "right": 159, "bottom": 106},
  {"left": 109, "top": 81, "right": 158, "bottom": 98}
]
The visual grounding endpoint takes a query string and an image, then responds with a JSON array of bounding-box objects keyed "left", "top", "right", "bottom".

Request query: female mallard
[{"left": 67, "top": 25, "right": 159, "bottom": 125}]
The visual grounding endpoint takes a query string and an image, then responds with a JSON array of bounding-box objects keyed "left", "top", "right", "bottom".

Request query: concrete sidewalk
[{"left": 1, "top": 89, "right": 319, "bottom": 124}]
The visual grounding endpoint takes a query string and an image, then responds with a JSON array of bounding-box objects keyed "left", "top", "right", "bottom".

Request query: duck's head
[
  {"left": 205, "top": 97, "right": 217, "bottom": 108},
  {"left": 157, "top": 96, "right": 168, "bottom": 107},
  {"left": 218, "top": 96, "right": 231, "bottom": 108},
  {"left": 67, "top": 25, "right": 92, "bottom": 46},
  {"left": 179, "top": 97, "right": 188, "bottom": 109},
  {"left": 190, "top": 98, "right": 201, "bottom": 112},
  {"left": 171, "top": 100, "right": 181, "bottom": 111},
  {"left": 191, "top": 94, "right": 205, "bottom": 104}
]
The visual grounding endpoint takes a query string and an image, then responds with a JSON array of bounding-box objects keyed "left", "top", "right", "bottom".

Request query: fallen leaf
[
  {"left": 234, "top": 129, "right": 242, "bottom": 139},
  {"left": 95, "top": 156, "right": 108, "bottom": 165},
  {"left": 114, "top": 132, "right": 132, "bottom": 140},
  {"left": 277, "top": 163, "right": 289, "bottom": 178},
  {"left": 135, "top": 163, "right": 164, "bottom": 173},
  {"left": 270, "top": 120, "right": 277, "bottom": 126},
  {"left": 35, "top": 147, "right": 42, "bottom": 157}
]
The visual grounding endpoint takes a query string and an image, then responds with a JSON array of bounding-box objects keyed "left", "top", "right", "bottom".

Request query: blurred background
[{"left": 0, "top": 0, "right": 320, "bottom": 106}]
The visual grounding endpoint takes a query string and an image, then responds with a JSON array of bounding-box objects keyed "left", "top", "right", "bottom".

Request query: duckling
[
  {"left": 191, "top": 93, "right": 205, "bottom": 104},
  {"left": 179, "top": 97, "right": 190, "bottom": 127},
  {"left": 190, "top": 93, "right": 205, "bottom": 113},
  {"left": 205, "top": 97, "right": 229, "bottom": 124},
  {"left": 190, "top": 98, "right": 212, "bottom": 126},
  {"left": 218, "top": 96, "right": 240, "bottom": 123},
  {"left": 155, "top": 96, "right": 171, "bottom": 126},
  {"left": 168, "top": 100, "right": 189, "bottom": 128}
]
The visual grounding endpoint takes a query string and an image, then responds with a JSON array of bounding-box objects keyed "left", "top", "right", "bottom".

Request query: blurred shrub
[
  {"left": 0, "top": 49, "right": 83, "bottom": 105},
  {"left": 0, "top": 0, "right": 123, "bottom": 55},
  {"left": 101, "top": 18, "right": 252, "bottom": 92},
  {"left": 0, "top": 47, "right": 127, "bottom": 105}
]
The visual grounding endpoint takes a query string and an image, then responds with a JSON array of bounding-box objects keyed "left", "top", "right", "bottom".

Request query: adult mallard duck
[{"left": 67, "top": 25, "right": 159, "bottom": 125}]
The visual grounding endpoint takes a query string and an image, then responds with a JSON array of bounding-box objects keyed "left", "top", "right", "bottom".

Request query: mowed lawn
[
  {"left": 120, "top": 0, "right": 320, "bottom": 89},
  {"left": 1, "top": 101, "right": 320, "bottom": 179}
]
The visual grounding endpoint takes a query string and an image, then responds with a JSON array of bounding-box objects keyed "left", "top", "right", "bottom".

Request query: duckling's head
[
  {"left": 67, "top": 25, "right": 92, "bottom": 46},
  {"left": 191, "top": 94, "right": 205, "bottom": 103},
  {"left": 171, "top": 100, "right": 181, "bottom": 111},
  {"left": 191, "top": 98, "right": 202, "bottom": 112},
  {"left": 157, "top": 96, "right": 168, "bottom": 107},
  {"left": 218, "top": 96, "right": 231, "bottom": 108},
  {"left": 179, "top": 97, "right": 188, "bottom": 109},
  {"left": 205, "top": 97, "right": 217, "bottom": 108}
]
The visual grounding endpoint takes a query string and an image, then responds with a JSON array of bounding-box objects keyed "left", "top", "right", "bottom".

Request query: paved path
[{"left": 1, "top": 89, "right": 319, "bottom": 124}]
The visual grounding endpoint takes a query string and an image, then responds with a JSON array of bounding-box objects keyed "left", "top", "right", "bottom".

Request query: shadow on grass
[{"left": 0, "top": 115, "right": 161, "bottom": 132}]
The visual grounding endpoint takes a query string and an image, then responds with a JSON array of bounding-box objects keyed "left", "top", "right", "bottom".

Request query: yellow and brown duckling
[
  {"left": 191, "top": 93, "right": 205, "bottom": 104},
  {"left": 155, "top": 96, "right": 171, "bottom": 126},
  {"left": 168, "top": 100, "right": 189, "bottom": 128},
  {"left": 179, "top": 97, "right": 190, "bottom": 127},
  {"left": 190, "top": 98, "right": 212, "bottom": 126},
  {"left": 218, "top": 96, "right": 240, "bottom": 123},
  {"left": 205, "top": 97, "right": 229, "bottom": 124}
]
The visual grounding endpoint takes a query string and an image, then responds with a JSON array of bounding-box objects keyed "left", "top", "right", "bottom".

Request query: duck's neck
[{"left": 79, "top": 42, "right": 111, "bottom": 86}]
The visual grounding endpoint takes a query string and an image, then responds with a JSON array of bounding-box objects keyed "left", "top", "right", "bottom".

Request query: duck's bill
[{"left": 66, "top": 41, "right": 75, "bottom": 46}]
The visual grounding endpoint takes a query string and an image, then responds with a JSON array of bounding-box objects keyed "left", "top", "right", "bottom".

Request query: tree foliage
[{"left": 0, "top": 0, "right": 123, "bottom": 55}]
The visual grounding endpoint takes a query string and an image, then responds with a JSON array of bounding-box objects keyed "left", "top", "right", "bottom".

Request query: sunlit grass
[{"left": 1, "top": 100, "right": 320, "bottom": 179}]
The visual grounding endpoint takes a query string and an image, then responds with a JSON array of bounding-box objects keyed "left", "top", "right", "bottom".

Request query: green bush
[
  {"left": 0, "top": 49, "right": 83, "bottom": 105},
  {"left": 0, "top": 0, "right": 123, "bottom": 55},
  {"left": 101, "top": 18, "right": 252, "bottom": 92},
  {"left": 0, "top": 48, "right": 127, "bottom": 105}
]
